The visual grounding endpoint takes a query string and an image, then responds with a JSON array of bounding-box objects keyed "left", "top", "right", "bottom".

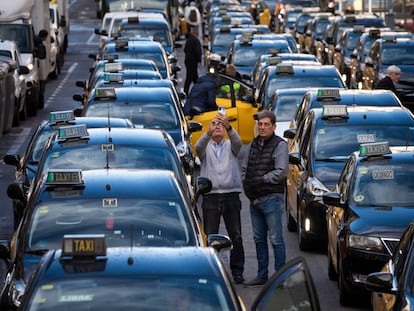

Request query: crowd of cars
[{"left": 1, "top": 0, "right": 414, "bottom": 309}]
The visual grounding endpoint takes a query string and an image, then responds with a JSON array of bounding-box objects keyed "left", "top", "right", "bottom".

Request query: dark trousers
[
  {"left": 184, "top": 61, "right": 198, "bottom": 95},
  {"left": 202, "top": 192, "right": 245, "bottom": 276}
]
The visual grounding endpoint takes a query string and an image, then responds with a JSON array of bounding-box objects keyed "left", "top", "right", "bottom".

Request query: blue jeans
[{"left": 250, "top": 193, "right": 285, "bottom": 279}]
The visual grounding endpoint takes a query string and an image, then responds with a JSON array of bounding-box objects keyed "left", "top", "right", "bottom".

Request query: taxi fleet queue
[{"left": 0, "top": 0, "right": 414, "bottom": 310}]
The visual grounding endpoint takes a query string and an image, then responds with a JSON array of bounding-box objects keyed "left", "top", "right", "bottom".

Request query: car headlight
[
  {"left": 348, "top": 234, "right": 384, "bottom": 252},
  {"left": 306, "top": 177, "right": 329, "bottom": 197},
  {"left": 10, "top": 279, "right": 25, "bottom": 308}
]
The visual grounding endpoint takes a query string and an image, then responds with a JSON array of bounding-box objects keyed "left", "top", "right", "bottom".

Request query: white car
[{"left": 0, "top": 40, "right": 28, "bottom": 125}]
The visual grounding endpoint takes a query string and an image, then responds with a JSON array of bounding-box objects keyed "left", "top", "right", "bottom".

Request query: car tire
[
  {"left": 338, "top": 257, "right": 352, "bottom": 306},
  {"left": 19, "top": 96, "right": 27, "bottom": 121},
  {"left": 286, "top": 193, "right": 297, "bottom": 232},
  {"left": 298, "top": 207, "right": 312, "bottom": 251},
  {"left": 327, "top": 248, "right": 338, "bottom": 281}
]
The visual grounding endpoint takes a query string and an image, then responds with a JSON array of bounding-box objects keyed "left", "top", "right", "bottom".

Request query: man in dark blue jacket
[{"left": 184, "top": 71, "right": 217, "bottom": 115}]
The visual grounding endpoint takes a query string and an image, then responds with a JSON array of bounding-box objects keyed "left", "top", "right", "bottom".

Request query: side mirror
[
  {"left": 207, "top": 234, "right": 232, "bottom": 252},
  {"left": 73, "top": 94, "right": 83, "bottom": 102},
  {"left": 7, "top": 183, "right": 26, "bottom": 203},
  {"left": 322, "top": 191, "right": 344, "bottom": 208},
  {"left": 76, "top": 80, "right": 86, "bottom": 88},
  {"left": 283, "top": 128, "right": 296, "bottom": 139},
  {"left": 73, "top": 108, "right": 83, "bottom": 117},
  {"left": 19, "top": 65, "right": 30, "bottom": 75},
  {"left": 366, "top": 271, "right": 394, "bottom": 293},
  {"left": 195, "top": 176, "right": 212, "bottom": 201},
  {"left": 3, "top": 154, "right": 21, "bottom": 169},
  {"left": 188, "top": 121, "right": 202, "bottom": 133}
]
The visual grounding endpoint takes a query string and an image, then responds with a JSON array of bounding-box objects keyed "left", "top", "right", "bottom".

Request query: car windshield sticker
[
  {"left": 372, "top": 169, "right": 394, "bottom": 180},
  {"left": 357, "top": 134, "right": 376, "bottom": 143},
  {"left": 59, "top": 295, "right": 94, "bottom": 302}
]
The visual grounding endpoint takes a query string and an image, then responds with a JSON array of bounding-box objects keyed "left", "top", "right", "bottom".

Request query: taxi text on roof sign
[
  {"left": 359, "top": 141, "right": 391, "bottom": 157},
  {"left": 58, "top": 124, "right": 89, "bottom": 139},
  {"left": 62, "top": 234, "right": 106, "bottom": 257},
  {"left": 49, "top": 110, "right": 75, "bottom": 123},
  {"left": 317, "top": 88, "right": 340, "bottom": 99},
  {"left": 46, "top": 169, "right": 83, "bottom": 185},
  {"left": 104, "top": 62, "right": 123, "bottom": 72},
  {"left": 322, "top": 105, "right": 348, "bottom": 118},
  {"left": 94, "top": 88, "right": 116, "bottom": 99}
]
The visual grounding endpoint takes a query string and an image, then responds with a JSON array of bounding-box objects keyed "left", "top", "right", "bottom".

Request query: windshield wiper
[{"left": 315, "top": 156, "right": 348, "bottom": 162}]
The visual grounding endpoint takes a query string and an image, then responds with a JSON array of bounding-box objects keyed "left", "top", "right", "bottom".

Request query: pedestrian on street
[
  {"left": 183, "top": 27, "right": 202, "bottom": 95},
  {"left": 184, "top": 70, "right": 217, "bottom": 115},
  {"left": 374, "top": 65, "right": 401, "bottom": 97},
  {"left": 195, "top": 113, "right": 245, "bottom": 284},
  {"left": 242, "top": 110, "right": 289, "bottom": 287}
]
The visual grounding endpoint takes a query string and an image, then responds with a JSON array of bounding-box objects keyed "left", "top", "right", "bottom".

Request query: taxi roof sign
[
  {"left": 46, "top": 169, "right": 83, "bottom": 185},
  {"left": 275, "top": 64, "right": 294, "bottom": 75},
  {"left": 127, "top": 16, "right": 139, "bottom": 24},
  {"left": 368, "top": 28, "right": 381, "bottom": 37},
  {"left": 62, "top": 234, "right": 106, "bottom": 257},
  {"left": 316, "top": 88, "right": 340, "bottom": 100},
  {"left": 58, "top": 124, "right": 89, "bottom": 139},
  {"left": 103, "top": 72, "right": 124, "bottom": 83},
  {"left": 219, "top": 26, "right": 231, "bottom": 33},
  {"left": 49, "top": 110, "right": 75, "bottom": 123},
  {"left": 353, "top": 25, "right": 365, "bottom": 32},
  {"left": 104, "top": 62, "right": 123, "bottom": 72},
  {"left": 266, "top": 56, "right": 281, "bottom": 65},
  {"left": 103, "top": 54, "right": 118, "bottom": 61},
  {"left": 359, "top": 141, "right": 391, "bottom": 157},
  {"left": 94, "top": 88, "right": 117, "bottom": 99},
  {"left": 322, "top": 105, "right": 348, "bottom": 119}
]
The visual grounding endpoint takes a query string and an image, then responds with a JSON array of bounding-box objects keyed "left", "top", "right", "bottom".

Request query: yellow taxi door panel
[{"left": 236, "top": 100, "right": 258, "bottom": 144}]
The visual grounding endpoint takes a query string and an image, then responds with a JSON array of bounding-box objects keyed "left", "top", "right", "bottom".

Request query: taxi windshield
[
  {"left": 26, "top": 277, "right": 233, "bottom": 311},
  {"left": 313, "top": 124, "right": 414, "bottom": 160},
  {"left": 352, "top": 164, "right": 414, "bottom": 206},
  {"left": 86, "top": 102, "right": 180, "bottom": 129},
  {"left": 381, "top": 46, "right": 414, "bottom": 66},
  {"left": 108, "top": 51, "right": 167, "bottom": 72},
  {"left": 41, "top": 145, "right": 180, "bottom": 174},
  {"left": 267, "top": 75, "right": 345, "bottom": 95},
  {"left": 26, "top": 199, "right": 195, "bottom": 250},
  {"left": 272, "top": 94, "right": 303, "bottom": 121},
  {"left": 233, "top": 45, "right": 291, "bottom": 66},
  {"left": 119, "top": 27, "right": 172, "bottom": 49}
]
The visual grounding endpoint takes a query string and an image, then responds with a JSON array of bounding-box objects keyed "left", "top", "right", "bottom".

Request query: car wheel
[
  {"left": 298, "top": 206, "right": 312, "bottom": 251},
  {"left": 19, "top": 98, "right": 27, "bottom": 121},
  {"left": 286, "top": 192, "right": 297, "bottom": 232},
  {"left": 327, "top": 247, "right": 337, "bottom": 281},
  {"left": 338, "top": 257, "right": 352, "bottom": 306}
]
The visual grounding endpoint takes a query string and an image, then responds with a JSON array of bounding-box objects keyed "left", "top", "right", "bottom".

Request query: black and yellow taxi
[
  {"left": 284, "top": 105, "right": 414, "bottom": 251},
  {"left": 100, "top": 39, "right": 177, "bottom": 79},
  {"left": 251, "top": 53, "right": 319, "bottom": 92},
  {"left": 332, "top": 25, "right": 366, "bottom": 87},
  {"left": 3, "top": 111, "right": 134, "bottom": 230},
  {"left": 303, "top": 12, "right": 334, "bottom": 55},
  {"left": 0, "top": 168, "right": 213, "bottom": 309},
  {"left": 323, "top": 142, "right": 414, "bottom": 306},
  {"left": 79, "top": 87, "right": 201, "bottom": 176},
  {"left": 325, "top": 14, "right": 386, "bottom": 66},
  {"left": 291, "top": 88, "right": 404, "bottom": 130},
  {"left": 362, "top": 36, "right": 414, "bottom": 90},
  {"left": 226, "top": 34, "right": 292, "bottom": 80},
  {"left": 366, "top": 221, "right": 414, "bottom": 310},
  {"left": 254, "top": 62, "right": 346, "bottom": 110},
  {"left": 186, "top": 70, "right": 257, "bottom": 148},
  {"left": 205, "top": 25, "right": 271, "bottom": 68},
  {"left": 17, "top": 235, "right": 321, "bottom": 311},
  {"left": 348, "top": 29, "right": 412, "bottom": 90}
]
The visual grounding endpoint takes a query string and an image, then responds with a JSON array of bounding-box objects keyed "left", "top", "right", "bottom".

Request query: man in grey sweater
[{"left": 195, "top": 112, "right": 245, "bottom": 284}]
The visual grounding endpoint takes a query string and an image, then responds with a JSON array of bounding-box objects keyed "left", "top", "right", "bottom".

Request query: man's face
[
  {"left": 389, "top": 72, "right": 401, "bottom": 83},
  {"left": 211, "top": 119, "right": 225, "bottom": 139},
  {"left": 257, "top": 117, "right": 276, "bottom": 140}
]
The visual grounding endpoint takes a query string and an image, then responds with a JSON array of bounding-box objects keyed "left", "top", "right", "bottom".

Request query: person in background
[
  {"left": 195, "top": 113, "right": 245, "bottom": 284},
  {"left": 374, "top": 65, "right": 401, "bottom": 97},
  {"left": 184, "top": 27, "right": 202, "bottom": 95},
  {"left": 325, "top": 0, "right": 335, "bottom": 14},
  {"left": 242, "top": 110, "right": 289, "bottom": 287}
]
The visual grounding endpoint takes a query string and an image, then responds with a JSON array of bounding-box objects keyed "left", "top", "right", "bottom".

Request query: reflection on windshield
[
  {"left": 352, "top": 164, "right": 414, "bottom": 206},
  {"left": 27, "top": 277, "right": 232, "bottom": 311},
  {"left": 27, "top": 199, "right": 194, "bottom": 250}
]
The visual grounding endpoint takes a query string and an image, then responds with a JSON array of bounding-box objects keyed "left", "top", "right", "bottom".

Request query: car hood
[{"left": 349, "top": 205, "right": 414, "bottom": 239}]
